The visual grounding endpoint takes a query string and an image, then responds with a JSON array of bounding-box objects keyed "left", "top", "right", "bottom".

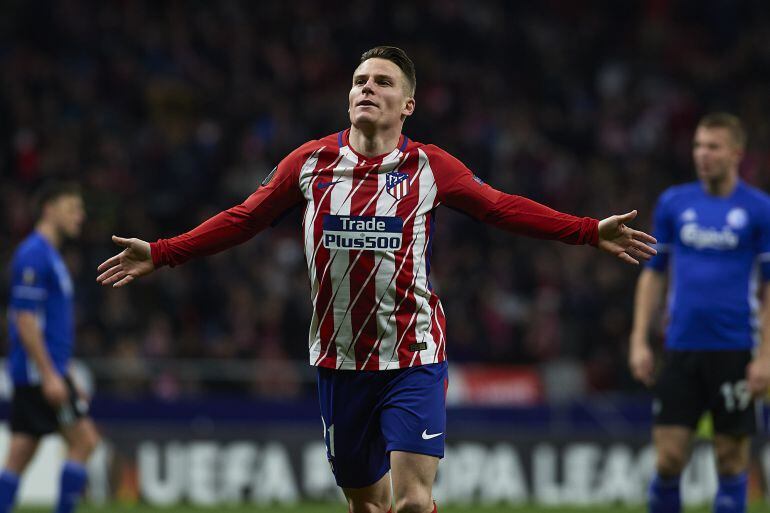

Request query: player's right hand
[
  {"left": 96, "top": 236, "right": 154, "bottom": 287},
  {"left": 629, "top": 339, "right": 655, "bottom": 387},
  {"left": 42, "top": 373, "right": 68, "bottom": 407}
]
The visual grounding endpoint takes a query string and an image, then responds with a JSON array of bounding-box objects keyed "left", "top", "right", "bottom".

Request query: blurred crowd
[{"left": 2, "top": 0, "right": 770, "bottom": 398}]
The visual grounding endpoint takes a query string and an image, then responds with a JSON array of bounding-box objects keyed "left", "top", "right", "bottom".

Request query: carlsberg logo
[{"left": 680, "top": 223, "right": 738, "bottom": 250}]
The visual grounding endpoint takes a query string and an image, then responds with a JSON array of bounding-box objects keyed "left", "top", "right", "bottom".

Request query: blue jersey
[
  {"left": 6, "top": 232, "right": 75, "bottom": 384},
  {"left": 647, "top": 181, "right": 770, "bottom": 350}
]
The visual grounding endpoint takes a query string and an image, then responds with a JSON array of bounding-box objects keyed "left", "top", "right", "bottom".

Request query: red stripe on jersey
[
  {"left": 309, "top": 151, "right": 344, "bottom": 368},
  {"left": 389, "top": 152, "right": 424, "bottom": 368},
  {"left": 395, "top": 155, "right": 441, "bottom": 367},
  {"left": 320, "top": 158, "right": 388, "bottom": 368},
  {"left": 346, "top": 162, "right": 381, "bottom": 370},
  {"left": 359, "top": 153, "right": 420, "bottom": 368},
  {"left": 323, "top": 159, "right": 382, "bottom": 368}
]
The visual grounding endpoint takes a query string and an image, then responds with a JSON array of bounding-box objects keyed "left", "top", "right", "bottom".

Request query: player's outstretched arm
[
  {"left": 597, "top": 210, "right": 657, "bottom": 265},
  {"left": 96, "top": 235, "right": 154, "bottom": 288}
]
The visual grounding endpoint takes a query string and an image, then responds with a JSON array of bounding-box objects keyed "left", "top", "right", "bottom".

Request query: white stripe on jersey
[
  {"left": 375, "top": 153, "right": 408, "bottom": 368},
  {"left": 334, "top": 149, "right": 404, "bottom": 368},
  {"left": 411, "top": 150, "right": 440, "bottom": 365},
  {"left": 311, "top": 147, "right": 359, "bottom": 364},
  {"left": 383, "top": 154, "right": 438, "bottom": 368},
  {"left": 749, "top": 258, "right": 761, "bottom": 346},
  {"left": 11, "top": 285, "right": 48, "bottom": 301},
  {"left": 27, "top": 309, "right": 45, "bottom": 384},
  {"left": 433, "top": 300, "right": 447, "bottom": 363},
  {"left": 327, "top": 149, "right": 356, "bottom": 368},
  {"left": 299, "top": 148, "right": 327, "bottom": 357},
  {"left": 325, "top": 150, "right": 409, "bottom": 369}
]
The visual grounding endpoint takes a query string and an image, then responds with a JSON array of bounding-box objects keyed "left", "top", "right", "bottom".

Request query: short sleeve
[
  {"left": 646, "top": 190, "right": 674, "bottom": 273},
  {"left": 10, "top": 251, "right": 50, "bottom": 312}
]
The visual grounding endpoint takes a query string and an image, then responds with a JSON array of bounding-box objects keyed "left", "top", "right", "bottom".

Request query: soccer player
[
  {"left": 97, "top": 46, "right": 656, "bottom": 513},
  {"left": 0, "top": 182, "right": 100, "bottom": 513},
  {"left": 629, "top": 113, "right": 770, "bottom": 513}
]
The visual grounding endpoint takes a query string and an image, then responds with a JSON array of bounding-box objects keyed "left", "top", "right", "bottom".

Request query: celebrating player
[
  {"left": 98, "top": 46, "right": 656, "bottom": 513},
  {"left": 630, "top": 113, "right": 770, "bottom": 513},
  {"left": 0, "top": 182, "right": 100, "bottom": 513}
]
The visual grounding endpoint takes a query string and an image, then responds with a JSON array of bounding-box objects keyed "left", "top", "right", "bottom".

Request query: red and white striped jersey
[{"left": 151, "top": 130, "right": 599, "bottom": 371}]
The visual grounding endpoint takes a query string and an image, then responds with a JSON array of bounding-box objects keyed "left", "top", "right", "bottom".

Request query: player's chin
[
  {"left": 351, "top": 112, "right": 378, "bottom": 127},
  {"left": 696, "top": 168, "right": 719, "bottom": 180},
  {"left": 353, "top": 109, "right": 378, "bottom": 123},
  {"left": 67, "top": 225, "right": 83, "bottom": 238}
]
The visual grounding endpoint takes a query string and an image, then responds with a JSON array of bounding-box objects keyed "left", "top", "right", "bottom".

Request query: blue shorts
[{"left": 317, "top": 361, "right": 448, "bottom": 488}]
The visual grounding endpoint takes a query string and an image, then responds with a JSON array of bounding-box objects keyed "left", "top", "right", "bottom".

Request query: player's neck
[
  {"left": 703, "top": 173, "right": 738, "bottom": 197},
  {"left": 36, "top": 220, "right": 62, "bottom": 248},
  {"left": 348, "top": 125, "right": 401, "bottom": 158}
]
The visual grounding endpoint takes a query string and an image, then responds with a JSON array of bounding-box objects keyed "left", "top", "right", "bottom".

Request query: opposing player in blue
[
  {"left": 630, "top": 113, "right": 770, "bottom": 513},
  {"left": 0, "top": 183, "right": 100, "bottom": 513}
]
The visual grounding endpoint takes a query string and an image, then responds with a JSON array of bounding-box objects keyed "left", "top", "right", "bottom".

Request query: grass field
[{"left": 15, "top": 504, "right": 770, "bottom": 513}]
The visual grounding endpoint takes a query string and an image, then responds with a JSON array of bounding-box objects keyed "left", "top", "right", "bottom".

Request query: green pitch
[{"left": 15, "top": 504, "right": 770, "bottom": 513}]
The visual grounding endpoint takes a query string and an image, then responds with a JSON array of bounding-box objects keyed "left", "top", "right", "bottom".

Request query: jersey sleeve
[
  {"left": 150, "top": 143, "right": 310, "bottom": 268},
  {"left": 756, "top": 199, "right": 770, "bottom": 282},
  {"left": 428, "top": 146, "right": 598, "bottom": 245},
  {"left": 645, "top": 189, "right": 675, "bottom": 273},
  {"left": 9, "top": 250, "right": 50, "bottom": 312}
]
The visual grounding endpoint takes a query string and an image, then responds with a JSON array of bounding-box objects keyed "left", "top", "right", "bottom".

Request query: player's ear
[{"left": 402, "top": 96, "right": 415, "bottom": 118}]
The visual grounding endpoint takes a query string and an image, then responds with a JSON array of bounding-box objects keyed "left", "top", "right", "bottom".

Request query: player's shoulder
[
  {"left": 735, "top": 181, "right": 770, "bottom": 206},
  {"left": 414, "top": 142, "right": 449, "bottom": 158},
  {"left": 12, "top": 233, "right": 51, "bottom": 269},
  {"left": 412, "top": 142, "right": 467, "bottom": 169}
]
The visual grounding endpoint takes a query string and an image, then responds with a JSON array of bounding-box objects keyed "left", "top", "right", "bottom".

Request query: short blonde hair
[{"left": 697, "top": 112, "right": 746, "bottom": 150}]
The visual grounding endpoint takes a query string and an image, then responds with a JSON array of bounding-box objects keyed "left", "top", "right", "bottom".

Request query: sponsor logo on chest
[
  {"left": 323, "top": 215, "right": 403, "bottom": 251},
  {"left": 678, "top": 207, "right": 747, "bottom": 251}
]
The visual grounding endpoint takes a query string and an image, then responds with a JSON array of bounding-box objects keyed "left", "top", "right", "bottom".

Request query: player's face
[
  {"left": 48, "top": 194, "right": 86, "bottom": 239},
  {"left": 349, "top": 58, "right": 415, "bottom": 130},
  {"left": 692, "top": 127, "right": 743, "bottom": 183}
]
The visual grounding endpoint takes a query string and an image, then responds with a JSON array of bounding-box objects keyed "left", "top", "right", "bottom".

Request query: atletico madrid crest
[{"left": 386, "top": 171, "right": 410, "bottom": 200}]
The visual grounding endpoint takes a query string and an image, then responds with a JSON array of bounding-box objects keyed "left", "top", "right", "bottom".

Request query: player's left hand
[
  {"left": 597, "top": 210, "right": 657, "bottom": 265},
  {"left": 96, "top": 236, "right": 154, "bottom": 287},
  {"left": 747, "top": 356, "right": 770, "bottom": 397}
]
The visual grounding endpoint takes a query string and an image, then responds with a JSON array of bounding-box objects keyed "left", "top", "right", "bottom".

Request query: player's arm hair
[
  {"left": 630, "top": 268, "right": 667, "bottom": 345},
  {"left": 15, "top": 311, "right": 58, "bottom": 378}
]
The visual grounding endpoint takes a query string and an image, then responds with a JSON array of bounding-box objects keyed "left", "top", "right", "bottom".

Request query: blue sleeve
[
  {"left": 646, "top": 190, "right": 673, "bottom": 273},
  {"left": 757, "top": 199, "right": 770, "bottom": 282},
  {"left": 9, "top": 250, "right": 50, "bottom": 312}
]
